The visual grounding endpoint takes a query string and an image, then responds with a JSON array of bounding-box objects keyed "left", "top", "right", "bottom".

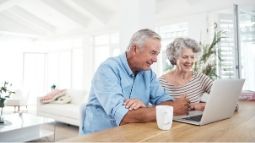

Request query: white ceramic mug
[{"left": 156, "top": 105, "right": 173, "bottom": 130}]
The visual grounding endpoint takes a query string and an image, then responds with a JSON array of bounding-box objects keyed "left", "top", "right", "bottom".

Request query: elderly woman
[{"left": 159, "top": 37, "right": 213, "bottom": 111}]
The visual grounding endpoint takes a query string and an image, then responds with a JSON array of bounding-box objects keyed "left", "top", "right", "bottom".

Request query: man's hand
[
  {"left": 124, "top": 99, "right": 146, "bottom": 110},
  {"left": 173, "top": 96, "right": 190, "bottom": 115},
  {"left": 161, "top": 95, "right": 190, "bottom": 115},
  {"left": 190, "top": 103, "right": 206, "bottom": 111}
]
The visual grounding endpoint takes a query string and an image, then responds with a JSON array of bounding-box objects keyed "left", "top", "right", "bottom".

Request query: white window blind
[{"left": 218, "top": 16, "right": 237, "bottom": 79}]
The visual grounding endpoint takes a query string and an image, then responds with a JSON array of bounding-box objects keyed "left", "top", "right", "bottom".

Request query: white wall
[
  {"left": 119, "top": 0, "right": 156, "bottom": 51},
  {"left": 0, "top": 37, "right": 33, "bottom": 89}
]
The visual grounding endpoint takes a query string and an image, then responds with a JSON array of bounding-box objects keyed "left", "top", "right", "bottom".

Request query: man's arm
[
  {"left": 120, "top": 107, "right": 156, "bottom": 125},
  {"left": 160, "top": 98, "right": 190, "bottom": 115},
  {"left": 120, "top": 99, "right": 189, "bottom": 125}
]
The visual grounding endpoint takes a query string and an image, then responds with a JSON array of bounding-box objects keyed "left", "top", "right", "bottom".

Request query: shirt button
[{"left": 111, "top": 120, "right": 116, "bottom": 125}]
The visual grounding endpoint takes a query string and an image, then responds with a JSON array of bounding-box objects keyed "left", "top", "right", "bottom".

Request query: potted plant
[
  {"left": 0, "top": 81, "right": 15, "bottom": 107},
  {"left": 51, "top": 84, "right": 56, "bottom": 91},
  {"left": 194, "top": 31, "right": 225, "bottom": 79},
  {"left": 0, "top": 81, "right": 15, "bottom": 123}
]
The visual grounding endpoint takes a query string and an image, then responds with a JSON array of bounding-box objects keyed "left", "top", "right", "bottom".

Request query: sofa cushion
[
  {"left": 66, "top": 90, "right": 87, "bottom": 104},
  {"left": 38, "top": 103, "right": 80, "bottom": 120}
]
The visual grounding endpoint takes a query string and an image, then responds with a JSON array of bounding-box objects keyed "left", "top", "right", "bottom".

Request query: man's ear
[{"left": 130, "top": 44, "right": 138, "bottom": 55}]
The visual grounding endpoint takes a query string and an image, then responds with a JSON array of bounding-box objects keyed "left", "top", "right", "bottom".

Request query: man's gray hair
[
  {"left": 127, "top": 29, "right": 161, "bottom": 50},
  {"left": 166, "top": 38, "right": 201, "bottom": 65}
]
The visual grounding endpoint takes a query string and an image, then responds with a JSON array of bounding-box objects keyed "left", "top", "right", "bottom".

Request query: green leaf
[{"left": 194, "top": 30, "right": 226, "bottom": 79}]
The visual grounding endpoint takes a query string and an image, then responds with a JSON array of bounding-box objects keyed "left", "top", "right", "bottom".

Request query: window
[
  {"left": 47, "top": 50, "right": 72, "bottom": 90},
  {"left": 93, "top": 33, "right": 120, "bottom": 70},
  {"left": 45, "top": 38, "right": 86, "bottom": 91},
  {"left": 72, "top": 48, "right": 84, "bottom": 90},
  {"left": 239, "top": 10, "right": 255, "bottom": 90},
  {"left": 156, "top": 23, "right": 188, "bottom": 75},
  {"left": 23, "top": 53, "right": 46, "bottom": 105},
  {"left": 217, "top": 15, "right": 237, "bottom": 79},
  {"left": 217, "top": 9, "right": 255, "bottom": 91}
]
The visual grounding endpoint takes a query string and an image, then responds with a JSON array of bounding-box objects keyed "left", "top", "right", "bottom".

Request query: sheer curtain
[
  {"left": 239, "top": 9, "right": 255, "bottom": 91},
  {"left": 23, "top": 53, "right": 46, "bottom": 105}
]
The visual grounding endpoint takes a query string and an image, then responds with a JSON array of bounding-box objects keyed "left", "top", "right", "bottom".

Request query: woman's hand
[
  {"left": 190, "top": 103, "right": 206, "bottom": 111},
  {"left": 123, "top": 99, "right": 146, "bottom": 110}
]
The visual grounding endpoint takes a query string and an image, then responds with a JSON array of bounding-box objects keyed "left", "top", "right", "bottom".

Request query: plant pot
[
  {"left": 0, "top": 98, "right": 5, "bottom": 124},
  {"left": 0, "top": 98, "right": 5, "bottom": 108}
]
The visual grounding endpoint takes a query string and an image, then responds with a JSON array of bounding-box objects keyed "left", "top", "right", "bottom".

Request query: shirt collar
[{"left": 120, "top": 52, "right": 135, "bottom": 77}]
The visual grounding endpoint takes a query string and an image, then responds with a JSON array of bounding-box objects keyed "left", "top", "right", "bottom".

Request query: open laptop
[{"left": 173, "top": 79, "right": 245, "bottom": 125}]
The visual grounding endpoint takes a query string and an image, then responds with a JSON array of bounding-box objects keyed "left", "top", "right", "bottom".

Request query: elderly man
[{"left": 80, "top": 29, "right": 189, "bottom": 135}]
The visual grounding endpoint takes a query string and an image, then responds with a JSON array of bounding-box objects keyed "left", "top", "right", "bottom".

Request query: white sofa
[{"left": 37, "top": 90, "right": 88, "bottom": 126}]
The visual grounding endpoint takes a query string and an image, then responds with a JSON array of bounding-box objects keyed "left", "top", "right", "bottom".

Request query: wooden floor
[{"left": 29, "top": 122, "right": 79, "bottom": 142}]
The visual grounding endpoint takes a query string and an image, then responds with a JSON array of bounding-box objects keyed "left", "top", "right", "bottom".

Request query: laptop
[{"left": 173, "top": 79, "right": 245, "bottom": 125}]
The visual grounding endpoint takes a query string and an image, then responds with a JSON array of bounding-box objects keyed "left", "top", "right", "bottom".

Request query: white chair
[{"left": 5, "top": 89, "right": 30, "bottom": 112}]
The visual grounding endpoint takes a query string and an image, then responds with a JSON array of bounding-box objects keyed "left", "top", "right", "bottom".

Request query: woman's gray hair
[
  {"left": 127, "top": 29, "right": 161, "bottom": 50},
  {"left": 166, "top": 38, "right": 201, "bottom": 65}
]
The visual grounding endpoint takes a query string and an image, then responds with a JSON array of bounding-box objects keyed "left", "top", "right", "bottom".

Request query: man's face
[{"left": 133, "top": 38, "right": 161, "bottom": 71}]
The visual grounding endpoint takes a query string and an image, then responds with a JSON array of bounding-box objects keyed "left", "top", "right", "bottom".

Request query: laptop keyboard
[{"left": 183, "top": 115, "right": 203, "bottom": 122}]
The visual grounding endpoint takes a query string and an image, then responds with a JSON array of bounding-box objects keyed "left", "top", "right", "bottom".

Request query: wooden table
[{"left": 65, "top": 101, "right": 255, "bottom": 142}]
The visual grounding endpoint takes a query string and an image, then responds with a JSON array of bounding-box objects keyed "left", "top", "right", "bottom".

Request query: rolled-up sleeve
[
  {"left": 149, "top": 72, "right": 173, "bottom": 105},
  {"left": 93, "top": 64, "right": 129, "bottom": 125},
  {"left": 112, "top": 103, "right": 129, "bottom": 125}
]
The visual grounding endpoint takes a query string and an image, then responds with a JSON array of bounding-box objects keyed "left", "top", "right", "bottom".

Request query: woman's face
[{"left": 176, "top": 48, "right": 195, "bottom": 72}]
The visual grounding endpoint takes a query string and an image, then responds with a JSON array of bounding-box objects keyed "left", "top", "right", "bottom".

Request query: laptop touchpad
[
  {"left": 174, "top": 111, "right": 203, "bottom": 120},
  {"left": 183, "top": 114, "right": 203, "bottom": 122}
]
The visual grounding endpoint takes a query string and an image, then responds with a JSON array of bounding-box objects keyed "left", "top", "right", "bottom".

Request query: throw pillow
[
  {"left": 40, "top": 89, "right": 66, "bottom": 104},
  {"left": 52, "top": 95, "right": 72, "bottom": 104}
]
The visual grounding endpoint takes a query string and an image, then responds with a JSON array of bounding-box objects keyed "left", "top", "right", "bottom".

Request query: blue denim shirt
[{"left": 80, "top": 53, "right": 173, "bottom": 134}]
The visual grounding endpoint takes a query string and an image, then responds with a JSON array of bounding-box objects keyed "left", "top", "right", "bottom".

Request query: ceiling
[
  {"left": 0, "top": 0, "right": 254, "bottom": 39},
  {"left": 0, "top": 0, "right": 118, "bottom": 38}
]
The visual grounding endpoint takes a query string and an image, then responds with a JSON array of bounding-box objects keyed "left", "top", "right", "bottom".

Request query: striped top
[{"left": 159, "top": 72, "right": 213, "bottom": 103}]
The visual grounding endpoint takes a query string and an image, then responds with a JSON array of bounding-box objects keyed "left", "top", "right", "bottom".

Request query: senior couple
[{"left": 80, "top": 29, "right": 213, "bottom": 134}]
